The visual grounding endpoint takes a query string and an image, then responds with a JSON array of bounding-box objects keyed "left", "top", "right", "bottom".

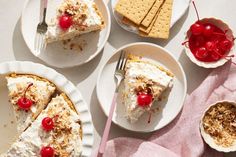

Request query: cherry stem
[
  {"left": 213, "top": 32, "right": 226, "bottom": 37},
  {"left": 182, "top": 40, "right": 189, "bottom": 46},
  {"left": 182, "top": 40, "right": 190, "bottom": 48},
  {"left": 23, "top": 83, "right": 33, "bottom": 100},
  {"left": 213, "top": 50, "right": 236, "bottom": 65},
  {"left": 53, "top": 114, "right": 59, "bottom": 121},
  {"left": 148, "top": 111, "right": 152, "bottom": 124},
  {"left": 192, "top": 0, "right": 200, "bottom": 21}
]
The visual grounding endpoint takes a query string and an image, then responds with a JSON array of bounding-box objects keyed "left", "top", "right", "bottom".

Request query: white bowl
[
  {"left": 0, "top": 61, "right": 94, "bottom": 157},
  {"left": 200, "top": 100, "right": 236, "bottom": 152},
  {"left": 96, "top": 42, "right": 187, "bottom": 132},
  {"left": 21, "top": 0, "right": 111, "bottom": 68},
  {"left": 184, "top": 18, "right": 235, "bottom": 68}
]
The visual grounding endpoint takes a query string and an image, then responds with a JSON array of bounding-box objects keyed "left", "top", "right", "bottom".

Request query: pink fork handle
[
  {"left": 43, "top": 0, "right": 48, "bottom": 9},
  {"left": 98, "top": 93, "right": 118, "bottom": 155}
]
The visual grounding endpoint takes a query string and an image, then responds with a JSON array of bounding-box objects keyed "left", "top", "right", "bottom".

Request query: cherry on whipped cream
[
  {"left": 182, "top": 0, "right": 235, "bottom": 63},
  {"left": 17, "top": 83, "right": 33, "bottom": 110},
  {"left": 42, "top": 117, "right": 54, "bottom": 131},
  {"left": 40, "top": 146, "right": 54, "bottom": 157},
  {"left": 137, "top": 93, "right": 153, "bottom": 107},
  {"left": 59, "top": 14, "right": 73, "bottom": 30}
]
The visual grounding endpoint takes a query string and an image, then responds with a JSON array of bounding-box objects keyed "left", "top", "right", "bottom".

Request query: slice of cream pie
[
  {"left": 6, "top": 74, "right": 56, "bottom": 133},
  {"left": 46, "top": 0, "right": 104, "bottom": 43},
  {"left": 3, "top": 94, "right": 82, "bottom": 157},
  {"left": 123, "top": 55, "right": 174, "bottom": 123}
]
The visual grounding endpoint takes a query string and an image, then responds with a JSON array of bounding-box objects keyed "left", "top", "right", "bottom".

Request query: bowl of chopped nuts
[{"left": 200, "top": 101, "right": 236, "bottom": 152}]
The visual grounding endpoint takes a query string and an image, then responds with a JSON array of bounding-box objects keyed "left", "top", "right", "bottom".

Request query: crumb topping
[
  {"left": 9, "top": 81, "right": 54, "bottom": 112},
  {"left": 10, "top": 83, "right": 37, "bottom": 108},
  {"left": 45, "top": 96, "right": 81, "bottom": 156},
  {"left": 202, "top": 102, "right": 236, "bottom": 147},
  {"left": 133, "top": 76, "right": 163, "bottom": 99},
  {"left": 58, "top": 0, "right": 88, "bottom": 28}
]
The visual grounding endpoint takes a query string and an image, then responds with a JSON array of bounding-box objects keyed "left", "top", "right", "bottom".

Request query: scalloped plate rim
[{"left": 0, "top": 61, "right": 94, "bottom": 157}]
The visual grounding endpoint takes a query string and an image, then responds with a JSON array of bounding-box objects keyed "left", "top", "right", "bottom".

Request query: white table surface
[{"left": 0, "top": 0, "right": 235, "bottom": 156}]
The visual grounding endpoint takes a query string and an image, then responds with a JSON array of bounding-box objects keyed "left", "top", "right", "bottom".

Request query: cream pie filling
[
  {"left": 46, "top": 0, "right": 104, "bottom": 43},
  {"left": 6, "top": 75, "right": 56, "bottom": 133},
  {"left": 3, "top": 94, "right": 82, "bottom": 157},
  {"left": 123, "top": 57, "right": 174, "bottom": 123}
]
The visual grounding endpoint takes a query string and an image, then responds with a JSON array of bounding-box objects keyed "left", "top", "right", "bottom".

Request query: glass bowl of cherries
[{"left": 183, "top": 2, "right": 235, "bottom": 68}]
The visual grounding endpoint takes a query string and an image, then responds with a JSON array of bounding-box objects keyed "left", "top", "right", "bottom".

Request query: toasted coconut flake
[{"left": 202, "top": 102, "right": 236, "bottom": 147}]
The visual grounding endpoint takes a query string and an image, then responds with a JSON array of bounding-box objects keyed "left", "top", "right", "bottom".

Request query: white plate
[
  {"left": 111, "top": 0, "right": 191, "bottom": 34},
  {"left": 96, "top": 42, "right": 187, "bottom": 132},
  {"left": 0, "top": 61, "right": 94, "bottom": 157},
  {"left": 21, "top": 0, "right": 111, "bottom": 68}
]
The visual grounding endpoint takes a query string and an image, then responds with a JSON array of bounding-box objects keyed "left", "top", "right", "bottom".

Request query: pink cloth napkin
[{"left": 103, "top": 61, "right": 236, "bottom": 157}]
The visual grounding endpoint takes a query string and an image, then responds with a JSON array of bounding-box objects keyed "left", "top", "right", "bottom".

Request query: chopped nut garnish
[
  {"left": 202, "top": 102, "right": 236, "bottom": 147},
  {"left": 45, "top": 101, "right": 81, "bottom": 156},
  {"left": 131, "top": 76, "right": 162, "bottom": 98},
  {"left": 58, "top": 0, "right": 88, "bottom": 28}
]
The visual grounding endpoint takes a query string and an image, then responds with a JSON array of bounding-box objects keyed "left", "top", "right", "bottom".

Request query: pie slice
[
  {"left": 46, "top": 0, "right": 105, "bottom": 43},
  {"left": 3, "top": 94, "right": 82, "bottom": 157},
  {"left": 123, "top": 55, "right": 174, "bottom": 123},
  {"left": 6, "top": 74, "right": 56, "bottom": 133}
]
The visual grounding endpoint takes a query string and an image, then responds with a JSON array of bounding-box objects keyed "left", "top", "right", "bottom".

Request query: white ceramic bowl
[
  {"left": 96, "top": 42, "right": 187, "bottom": 132},
  {"left": 200, "top": 100, "right": 236, "bottom": 152},
  {"left": 21, "top": 0, "right": 111, "bottom": 68},
  {"left": 184, "top": 18, "right": 235, "bottom": 68},
  {"left": 0, "top": 61, "right": 94, "bottom": 157}
]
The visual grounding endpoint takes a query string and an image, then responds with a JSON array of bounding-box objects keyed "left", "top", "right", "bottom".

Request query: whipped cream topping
[
  {"left": 126, "top": 61, "right": 173, "bottom": 88},
  {"left": 123, "top": 60, "right": 173, "bottom": 123},
  {"left": 3, "top": 95, "right": 82, "bottom": 157},
  {"left": 46, "top": 0, "right": 103, "bottom": 42},
  {"left": 6, "top": 76, "right": 56, "bottom": 133}
]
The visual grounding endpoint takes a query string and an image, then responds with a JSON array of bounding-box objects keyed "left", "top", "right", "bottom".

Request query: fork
[
  {"left": 34, "top": 0, "right": 48, "bottom": 56},
  {"left": 95, "top": 50, "right": 127, "bottom": 157}
]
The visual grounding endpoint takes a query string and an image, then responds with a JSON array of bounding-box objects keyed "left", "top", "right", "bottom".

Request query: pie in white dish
[
  {"left": 123, "top": 55, "right": 174, "bottom": 123},
  {"left": 2, "top": 94, "right": 82, "bottom": 157},
  {"left": 46, "top": 0, "right": 105, "bottom": 43},
  {"left": 6, "top": 74, "right": 56, "bottom": 133}
]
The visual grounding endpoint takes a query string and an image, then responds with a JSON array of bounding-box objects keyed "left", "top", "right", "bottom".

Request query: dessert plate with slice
[
  {"left": 0, "top": 61, "right": 93, "bottom": 156},
  {"left": 96, "top": 42, "right": 187, "bottom": 132},
  {"left": 21, "top": 0, "right": 111, "bottom": 68},
  {"left": 111, "top": 0, "right": 191, "bottom": 39}
]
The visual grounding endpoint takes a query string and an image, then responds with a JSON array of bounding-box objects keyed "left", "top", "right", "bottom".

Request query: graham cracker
[
  {"left": 115, "top": 0, "right": 157, "bottom": 25},
  {"left": 139, "top": 10, "right": 159, "bottom": 34},
  {"left": 141, "top": 0, "right": 164, "bottom": 27},
  {"left": 148, "top": 0, "right": 173, "bottom": 39}
]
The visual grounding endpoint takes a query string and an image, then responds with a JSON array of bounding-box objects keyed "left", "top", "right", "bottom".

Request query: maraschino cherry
[
  {"left": 195, "top": 47, "right": 208, "bottom": 59},
  {"left": 17, "top": 83, "right": 34, "bottom": 110},
  {"left": 203, "top": 24, "right": 215, "bottom": 37},
  {"left": 205, "top": 41, "right": 216, "bottom": 51},
  {"left": 42, "top": 117, "right": 54, "bottom": 131},
  {"left": 183, "top": 0, "right": 235, "bottom": 63},
  {"left": 220, "top": 39, "right": 232, "bottom": 51},
  {"left": 137, "top": 93, "right": 153, "bottom": 107},
  {"left": 59, "top": 14, "right": 72, "bottom": 30},
  {"left": 190, "top": 23, "right": 204, "bottom": 36},
  {"left": 40, "top": 146, "right": 54, "bottom": 157}
]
